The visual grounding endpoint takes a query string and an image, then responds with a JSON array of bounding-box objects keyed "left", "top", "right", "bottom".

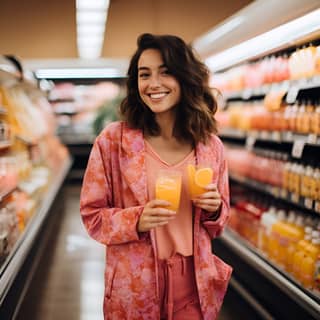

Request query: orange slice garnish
[{"left": 194, "top": 168, "right": 213, "bottom": 188}]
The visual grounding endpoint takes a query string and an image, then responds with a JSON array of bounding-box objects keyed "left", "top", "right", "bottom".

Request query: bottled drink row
[
  {"left": 227, "top": 146, "right": 320, "bottom": 204},
  {"left": 228, "top": 189, "right": 320, "bottom": 295},
  {"left": 218, "top": 100, "right": 320, "bottom": 135},
  {"left": 211, "top": 44, "right": 320, "bottom": 93}
]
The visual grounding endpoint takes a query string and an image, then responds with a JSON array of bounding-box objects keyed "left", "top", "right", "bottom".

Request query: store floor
[{"left": 16, "top": 184, "right": 263, "bottom": 320}]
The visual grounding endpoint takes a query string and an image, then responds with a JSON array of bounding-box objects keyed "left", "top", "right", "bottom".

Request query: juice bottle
[
  {"left": 285, "top": 214, "right": 305, "bottom": 272},
  {"left": 299, "top": 235, "right": 320, "bottom": 288},
  {"left": 258, "top": 206, "right": 277, "bottom": 254},
  {"left": 155, "top": 170, "right": 182, "bottom": 211},
  {"left": 310, "top": 104, "right": 320, "bottom": 135},
  {"left": 268, "top": 210, "right": 286, "bottom": 263},
  {"left": 292, "top": 228, "right": 312, "bottom": 280}
]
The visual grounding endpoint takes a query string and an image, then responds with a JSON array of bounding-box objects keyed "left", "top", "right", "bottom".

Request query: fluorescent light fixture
[
  {"left": 77, "top": 24, "right": 105, "bottom": 35},
  {"left": 78, "top": 35, "right": 104, "bottom": 46},
  {"left": 193, "top": 16, "right": 244, "bottom": 50},
  {"left": 76, "top": 0, "right": 109, "bottom": 10},
  {"left": 76, "top": 0, "right": 110, "bottom": 59},
  {"left": 78, "top": 47, "right": 102, "bottom": 60},
  {"left": 205, "top": 8, "right": 320, "bottom": 72},
  {"left": 35, "top": 68, "right": 125, "bottom": 79},
  {"left": 76, "top": 11, "right": 107, "bottom": 24}
]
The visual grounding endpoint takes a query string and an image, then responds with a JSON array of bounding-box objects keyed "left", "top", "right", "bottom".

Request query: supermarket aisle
[
  {"left": 16, "top": 184, "right": 105, "bottom": 320},
  {"left": 16, "top": 184, "right": 262, "bottom": 320}
]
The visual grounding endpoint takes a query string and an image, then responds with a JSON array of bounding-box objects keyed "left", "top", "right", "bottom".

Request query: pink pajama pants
[{"left": 158, "top": 254, "right": 203, "bottom": 320}]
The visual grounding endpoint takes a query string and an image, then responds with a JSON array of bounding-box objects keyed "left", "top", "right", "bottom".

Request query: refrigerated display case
[
  {"left": 193, "top": 1, "right": 320, "bottom": 319},
  {"left": 0, "top": 58, "right": 72, "bottom": 317}
]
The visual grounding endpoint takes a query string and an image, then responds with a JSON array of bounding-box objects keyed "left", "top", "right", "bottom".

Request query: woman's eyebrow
[{"left": 138, "top": 66, "right": 149, "bottom": 71}]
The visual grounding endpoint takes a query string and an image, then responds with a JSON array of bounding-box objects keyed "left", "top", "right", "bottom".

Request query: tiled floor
[{"left": 16, "top": 184, "right": 262, "bottom": 320}]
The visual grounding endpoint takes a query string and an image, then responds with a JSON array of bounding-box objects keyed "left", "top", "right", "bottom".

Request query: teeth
[{"left": 150, "top": 93, "right": 167, "bottom": 99}]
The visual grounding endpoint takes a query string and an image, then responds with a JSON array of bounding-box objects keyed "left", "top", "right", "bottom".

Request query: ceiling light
[{"left": 76, "top": 0, "right": 110, "bottom": 59}]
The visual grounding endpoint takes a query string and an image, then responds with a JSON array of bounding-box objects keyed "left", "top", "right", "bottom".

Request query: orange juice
[
  {"left": 299, "top": 237, "right": 320, "bottom": 288},
  {"left": 155, "top": 170, "right": 182, "bottom": 211},
  {"left": 292, "top": 230, "right": 312, "bottom": 279},
  {"left": 187, "top": 164, "right": 213, "bottom": 198}
]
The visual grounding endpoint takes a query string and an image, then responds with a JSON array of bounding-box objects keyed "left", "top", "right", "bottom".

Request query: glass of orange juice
[
  {"left": 155, "top": 169, "right": 182, "bottom": 211},
  {"left": 187, "top": 163, "right": 213, "bottom": 198}
]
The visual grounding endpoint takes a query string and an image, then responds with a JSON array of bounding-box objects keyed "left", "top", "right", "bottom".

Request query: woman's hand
[
  {"left": 192, "top": 184, "right": 222, "bottom": 213},
  {"left": 138, "top": 200, "right": 176, "bottom": 232}
]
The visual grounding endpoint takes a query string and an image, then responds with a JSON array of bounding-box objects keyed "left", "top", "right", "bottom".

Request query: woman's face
[{"left": 137, "top": 48, "right": 181, "bottom": 115}]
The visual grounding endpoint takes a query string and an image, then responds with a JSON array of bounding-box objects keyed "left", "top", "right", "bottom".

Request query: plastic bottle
[
  {"left": 258, "top": 206, "right": 277, "bottom": 254},
  {"left": 285, "top": 214, "right": 305, "bottom": 272},
  {"left": 268, "top": 210, "right": 287, "bottom": 263},
  {"left": 292, "top": 227, "right": 312, "bottom": 279},
  {"left": 299, "top": 233, "right": 320, "bottom": 288}
]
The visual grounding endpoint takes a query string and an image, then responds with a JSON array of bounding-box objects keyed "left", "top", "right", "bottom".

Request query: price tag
[
  {"left": 291, "top": 193, "right": 299, "bottom": 203},
  {"left": 242, "top": 88, "right": 253, "bottom": 100},
  {"left": 307, "top": 134, "right": 317, "bottom": 144},
  {"left": 304, "top": 197, "right": 313, "bottom": 209},
  {"left": 283, "top": 131, "right": 293, "bottom": 142},
  {"left": 246, "top": 135, "right": 256, "bottom": 151},
  {"left": 271, "top": 187, "right": 280, "bottom": 197},
  {"left": 286, "top": 85, "right": 299, "bottom": 104},
  {"left": 280, "top": 189, "right": 288, "bottom": 199},
  {"left": 291, "top": 139, "right": 305, "bottom": 158},
  {"left": 271, "top": 131, "right": 281, "bottom": 142}
]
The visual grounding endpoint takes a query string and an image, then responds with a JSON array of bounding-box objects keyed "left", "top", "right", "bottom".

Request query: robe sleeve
[
  {"left": 80, "top": 134, "right": 145, "bottom": 246},
  {"left": 201, "top": 143, "right": 230, "bottom": 238}
]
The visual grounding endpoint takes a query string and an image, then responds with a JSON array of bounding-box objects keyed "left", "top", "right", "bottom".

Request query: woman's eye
[
  {"left": 161, "top": 69, "right": 170, "bottom": 75},
  {"left": 139, "top": 73, "right": 149, "bottom": 78}
]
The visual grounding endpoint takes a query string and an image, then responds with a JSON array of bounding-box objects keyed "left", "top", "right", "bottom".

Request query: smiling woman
[
  {"left": 137, "top": 48, "right": 181, "bottom": 116},
  {"left": 80, "top": 33, "right": 232, "bottom": 320}
]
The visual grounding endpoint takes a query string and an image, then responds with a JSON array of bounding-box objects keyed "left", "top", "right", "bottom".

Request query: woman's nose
[{"left": 149, "top": 74, "right": 161, "bottom": 87}]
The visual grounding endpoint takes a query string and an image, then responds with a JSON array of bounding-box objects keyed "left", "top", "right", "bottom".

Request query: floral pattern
[{"left": 80, "top": 121, "right": 232, "bottom": 319}]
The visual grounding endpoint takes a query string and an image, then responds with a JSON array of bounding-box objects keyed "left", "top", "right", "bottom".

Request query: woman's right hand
[{"left": 137, "top": 200, "right": 176, "bottom": 232}]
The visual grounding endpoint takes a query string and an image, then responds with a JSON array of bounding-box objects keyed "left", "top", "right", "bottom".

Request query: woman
[{"left": 80, "top": 33, "right": 232, "bottom": 320}]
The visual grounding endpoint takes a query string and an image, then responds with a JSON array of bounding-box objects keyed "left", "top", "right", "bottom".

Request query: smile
[{"left": 148, "top": 92, "right": 169, "bottom": 99}]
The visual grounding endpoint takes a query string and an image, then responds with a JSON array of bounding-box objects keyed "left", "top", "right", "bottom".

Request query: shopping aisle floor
[{"left": 16, "top": 184, "right": 263, "bottom": 320}]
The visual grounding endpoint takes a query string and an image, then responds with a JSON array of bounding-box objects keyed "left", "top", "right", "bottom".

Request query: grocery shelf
[
  {"left": 220, "top": 228, "right": 320, "bottom": 319},
  {"left": 229, "top": 172, "right": 319, "bottom": 214},
  {"left": 0, "top": 156, "right": 72, "bottom": 305},
  {"left": 220, "top": 128, "right": 320, "bottom": 147},
  {"left": 223, "top": 75, "right": 320, "bottom": 102}
]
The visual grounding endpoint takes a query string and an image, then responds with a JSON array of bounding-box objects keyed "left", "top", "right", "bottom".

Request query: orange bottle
[
  {"left": 299, "top": 235, "right": 320, "bottom": 288},
  {"left": 268, "top": 210, "right": 287, "bottom": 263},
  {"left": 292, "top": 228, "right": 312, "bottom": 279},
  {"left": 285, "top": 215, "right": 305, "bottom": 272}
]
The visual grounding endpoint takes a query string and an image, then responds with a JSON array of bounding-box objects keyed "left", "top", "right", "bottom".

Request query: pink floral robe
[{"left": 80, "top": 121, "right": 232, "bottom": 319}]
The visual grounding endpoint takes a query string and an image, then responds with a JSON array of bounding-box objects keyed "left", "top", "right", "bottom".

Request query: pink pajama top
[{"left": 145, "top": 141, "right": 194, "bottom": 259}]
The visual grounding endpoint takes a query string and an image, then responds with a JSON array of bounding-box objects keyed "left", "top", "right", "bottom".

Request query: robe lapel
[
  {"left": 119, "top": 123, "right": 148, "bottom": 206},
  {"left": 196, "top": 140, "right": 217, "bottom": 167}
]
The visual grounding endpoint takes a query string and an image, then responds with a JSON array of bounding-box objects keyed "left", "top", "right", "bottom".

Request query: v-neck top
[{"left": 144, "top": 140, "right": 195, "bottom": 259}]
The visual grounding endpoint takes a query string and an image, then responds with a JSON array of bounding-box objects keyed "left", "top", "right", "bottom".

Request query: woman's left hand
[{"left": 192, "top": 184, "right": 222, "bottom": 213}]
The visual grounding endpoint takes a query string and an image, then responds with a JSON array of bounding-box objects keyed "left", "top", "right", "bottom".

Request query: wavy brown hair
[{"left": 119, "top": 33, "right": 218, "bottom": 145}]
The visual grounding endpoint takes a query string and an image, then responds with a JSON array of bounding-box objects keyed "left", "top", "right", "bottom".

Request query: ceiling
[{"left": 0, "top": 0, "right": 253, "bottom": 69}]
